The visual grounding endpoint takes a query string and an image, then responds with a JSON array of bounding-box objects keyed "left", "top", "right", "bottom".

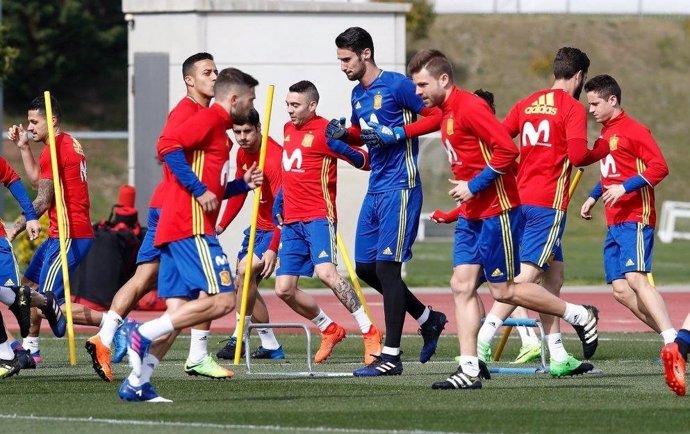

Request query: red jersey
[
  {"left": 440, "top": 86, "right": 520, "bottom": 220},
  {"left": 0, "top": 157, "right": 21, "bottom": 238},
  {"left": 598, "top": 111, "right": 668, "bottom": 227},
  {"left": 155, "top": 103, "right": 233, "bottom": 245},
  {"left": 504, "top": 88, "right": 607, "bottom": 211},
  {"left": 149, "top": 97, "right": 205, "bottom": 209},
  {"left": 40, "top": 133, "right": 93, "bottom": 239},
  {"left": 281, "top": 116, "right": 339, "bottom": 224},
  {"left": 217, "top": 137, "right": 283, "bottom": 232}
]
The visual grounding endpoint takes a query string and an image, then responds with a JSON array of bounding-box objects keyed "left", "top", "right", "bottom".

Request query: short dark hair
[
  {"left": 407, "top": 49, "right": 454, "bottom": 82},
  {"left": 182, "top": 52, "right": 214, "bottom": 78},
  {"left": 584, "top": 74, "right": 622, "bottom": 104},
  {"left": 553, "top": 47, "right": 589, "bottom": 80},
  {"left": 335, "top": 27, "right": 375, "bottom": 62},
  {"left": 233, "top": 108, "right": 260, "bottom": 127},
  {"left": 29, "top": 95, "right": 62, "bottom": 123},
  {"left": 288, "top": 80, "right": 319, "bottom": 103},
  {"left": 474, "top": 89, "right": 495, "bottom": 114},
  {"left": 214, "top": 67, "right": 259, "bottom": 98}
]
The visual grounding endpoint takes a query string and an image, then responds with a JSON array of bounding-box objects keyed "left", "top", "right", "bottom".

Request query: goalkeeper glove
[
  {"left": 361, "top": 122, "right": 406, "bottom": 148},
  {"left": 326, "top": 117, "right": 348, "bottom": 140}
]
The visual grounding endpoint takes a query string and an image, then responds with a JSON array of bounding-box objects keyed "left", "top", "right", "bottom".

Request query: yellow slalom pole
[
  {"left": 44, "top": 91, "right": 77, "bottom": 365},
  {"left": 336, "top": 232, "right": 372, "bottom": 321},
  {"left": 648, "top": 273, "right": 655, "bottom": 286},
  {"left": 493, "top": 168, "right": 585, "bottom": 362},
  {"left": 234, "top": 85, "right": 275, "bottom": 365}
]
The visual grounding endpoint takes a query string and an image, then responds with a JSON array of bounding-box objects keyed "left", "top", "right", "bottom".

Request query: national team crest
[
  {"left": 219, "top": 270, "right": 231, "bottom": 286},
  {"left": 446, "top": 118, "right": 454, "bottom": 136},
  {"left": 301, "top": 133, "right": 314, "bottom": 147},
  {"left": 285, "top": 135, "right": 291, "bottom": 142},
  {"left": 373, "top": 94, "right": 383, "bottom": 110},
  {"left": 609, "top": 135, "right": 618, "bottom": 151}
]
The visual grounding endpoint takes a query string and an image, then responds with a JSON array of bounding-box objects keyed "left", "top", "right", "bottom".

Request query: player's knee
[
  {"left": 374, "top": 261, "right": 403, "bottom": 285},
  {"left": 450, "top": 274, "right": 476, "bottom": 297},
  {"left": 214, "top": 293, "right": 235, "bottom": 316},
  {"left": 315, "top": 266, "right": 339, "bottom": 286},
  {"left": 542, "top": 274, "right": 564, "bottom": 293},
  {"left": 274, "top": 285, "right": 295, "bottom": 301},
  {"left": 356, "top": 261, "right": 376, "bottom": 281},
  {"left": 611, "top": 283, "right": 633, "bottom": 304},
  {"left": 487, "top": 282, "right": 513, "bottom": 303}
]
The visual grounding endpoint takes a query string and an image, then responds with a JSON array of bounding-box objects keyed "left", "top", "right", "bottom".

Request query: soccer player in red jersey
[
  {"left": 274, "top": 80, "right": 382, "bottom": 365},
  {"left": 0, "top": 157, "right": 41, "bottom": 378},
  {"left": 408, "top": 49, "right": 599, "bottom": 389},
  {"left": 215, "top": 108, "right": 285, "bottom": 360},
  {"left": 476, "top": 48, "right": 609, "bottom": 371},
  {"left": 429, "top": 88, "right": 544, "bottom": 363},
  {"left": 85, "top": 53, "right": 222, "bottom": 383},
  {"left": 581, "top": 74, "right": 676, "bottom": 349},
  {"left": 120, "top": 67, "right": 261, "bottom": 402},
  {"left": 7, "top": 96, "right": 104, "bottom": 362}
]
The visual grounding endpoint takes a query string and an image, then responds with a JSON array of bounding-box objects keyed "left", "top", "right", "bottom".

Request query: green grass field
[{"left": 1, "top": 333, "right": 686, "bottom": 433}]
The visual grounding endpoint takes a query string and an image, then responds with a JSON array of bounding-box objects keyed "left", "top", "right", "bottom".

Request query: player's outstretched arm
[
  {"left": 581, "top": 182, "right": 602, "bottom": 220},
  {"left": 7, "top": 179, "right": 40, "bottom": 240},
  {"left": 223, "top": 162, "right": 262, "bottom": 199},
  {"left": 8, "top": 178, "right": 53, "bottom": 241},
  {"left": 430, "top": 206, "right": 461, "bottom": 224},
  {"left": 326, "top": 137, "right": 370, "bottom": 170}
]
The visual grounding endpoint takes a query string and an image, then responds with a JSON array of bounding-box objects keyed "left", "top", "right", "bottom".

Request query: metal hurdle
[
  {"left": 244, "top": 322, "right": 353, "bottom": 378},
  {"left": 487, "top": 318, "right": 549, "bottom": 375}
]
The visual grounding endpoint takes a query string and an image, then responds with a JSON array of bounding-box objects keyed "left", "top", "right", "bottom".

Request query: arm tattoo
[
  {"left": 332, "top": 277, "right": 362, "bottom": 313},
  {"left": 14, "top": 179, "right": 53, "bottom": 234}
]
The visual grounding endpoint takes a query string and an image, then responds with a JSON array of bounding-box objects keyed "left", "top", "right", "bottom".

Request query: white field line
[{"left": 0, "top": 414, "right": 463, "bottom": 434}]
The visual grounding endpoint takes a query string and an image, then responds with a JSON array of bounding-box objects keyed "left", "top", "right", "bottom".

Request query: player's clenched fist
[{"left": 7, "top": 124, "right": 29, "bottom": 149}]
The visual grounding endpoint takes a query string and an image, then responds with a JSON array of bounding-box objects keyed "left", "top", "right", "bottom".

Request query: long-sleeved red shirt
[
  {"left": 441, "top": 86, "right": 520, "bottom": 220},
  {"left": 155, "top": 103, "right": 233, "bottom": 245},
  {"left": 598, "top": 111, "right": 668, "bottom": 227}
]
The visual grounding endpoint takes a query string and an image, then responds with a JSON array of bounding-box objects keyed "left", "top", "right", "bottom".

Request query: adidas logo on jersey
[
  {"left": 318, "top": 250, "right": 329, "bottom": 259},
  {"left": 625, "top": 258, "right": 635, "bottom": 267},
  {"left": 491, "top": 268, "right": 504, "bottom": 278},
  {"left": 382, "top": 247, "right": 393, "bottom": 255},
  {"left": 4, "top": 278, "right": 15, "bottom": 286},
  {"left": 524, "top": 92, "right": 558, "bottom": 115}
]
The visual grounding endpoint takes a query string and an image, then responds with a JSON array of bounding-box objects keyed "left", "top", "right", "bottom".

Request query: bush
[{"left": 13, "top": 214, "right": 49, "bottom": 269}]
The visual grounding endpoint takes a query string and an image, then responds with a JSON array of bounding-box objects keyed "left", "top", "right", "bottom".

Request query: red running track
[{"left": 1, "top": 287, "right": 688, "bottom": 336}]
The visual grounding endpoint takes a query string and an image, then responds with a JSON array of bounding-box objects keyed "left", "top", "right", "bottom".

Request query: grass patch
[{"left": 1, "top": 333, "right": 685, "bottom": 433}]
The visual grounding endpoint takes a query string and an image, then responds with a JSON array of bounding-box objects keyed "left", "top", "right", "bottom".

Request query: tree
[
  {"left": 0, "top": 25, "right": 19, "bottom": 81},
  {"left": 2, "top": 0, "right": 127, "bottom": 128}
]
